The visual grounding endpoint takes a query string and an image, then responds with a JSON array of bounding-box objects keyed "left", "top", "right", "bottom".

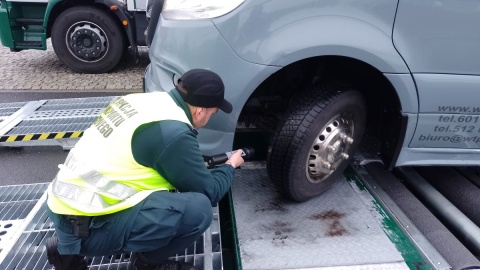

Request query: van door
[{"left": 393, "top": 0, "right": 480, "bottom": 149}]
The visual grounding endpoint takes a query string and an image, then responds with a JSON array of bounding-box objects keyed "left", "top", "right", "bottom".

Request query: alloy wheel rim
[{"left": 305, "top": 113, "right": 355, "bottom": 183}]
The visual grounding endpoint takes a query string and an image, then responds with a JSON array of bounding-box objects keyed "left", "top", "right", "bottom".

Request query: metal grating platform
[
  {"left": 0, "top": 101, "right": 29, "bottom": 124},
  {"left": 0, "top": 183, "right": 49, "bottom": 253},
  {"left": 0, "top": 97, "right": 118, "bottom": 148},
  {"left": 0, "top": 184, "right": 223, "bottom": 270}
]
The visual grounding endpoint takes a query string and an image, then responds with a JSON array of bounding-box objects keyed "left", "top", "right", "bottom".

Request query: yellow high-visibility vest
[{"left": 47, "top": 92, "right": 191, "bottom": 216}]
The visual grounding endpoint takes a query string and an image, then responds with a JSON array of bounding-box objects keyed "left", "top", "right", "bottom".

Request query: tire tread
[{"left": 267, "top": 81, "right": 363, "bottom": 201}]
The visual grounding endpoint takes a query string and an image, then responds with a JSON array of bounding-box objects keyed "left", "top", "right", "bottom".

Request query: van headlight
[{"left": 162, "top": 0, "right": 245, "bottom": 20}]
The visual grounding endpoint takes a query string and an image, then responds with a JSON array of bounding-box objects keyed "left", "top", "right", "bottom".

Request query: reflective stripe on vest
[
  {"left": 52, "top": 180, "right": 111, "bottom": 209},
  {"left": 51, "top": 152, "right": 138, "bottom": 209}
]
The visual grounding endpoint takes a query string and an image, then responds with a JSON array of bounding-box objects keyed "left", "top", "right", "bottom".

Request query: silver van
[{"left": 144, "top": 0, "right": 480, "bottom": 201}]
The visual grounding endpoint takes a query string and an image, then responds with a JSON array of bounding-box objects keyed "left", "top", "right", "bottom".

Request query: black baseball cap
[{"left": 176, "top": 69, "right": 233, "bottom": 113}]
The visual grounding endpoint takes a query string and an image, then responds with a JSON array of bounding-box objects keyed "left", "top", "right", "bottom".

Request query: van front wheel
[{"left": 267, "top": 82, "right": 367, "bottom": 201}]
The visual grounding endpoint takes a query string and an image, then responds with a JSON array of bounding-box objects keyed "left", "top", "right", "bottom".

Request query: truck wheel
[
  {"left": 267, "top": 82, "right": 366, "bottom": 201},
  {"left": 51, "top": 7, "right": 125, "bottom": 74}
]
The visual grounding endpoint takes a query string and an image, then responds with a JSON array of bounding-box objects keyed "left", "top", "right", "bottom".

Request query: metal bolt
[
  {"left": 327, "top": 145, "right": 336, "bottom": 152},
  {"left": 340, "top": 153, "right": 349, "bottom": 160},
  {"left": 340, "top": 133, "right": 354, "bottom": 144},
  {"left": 345, "top": 137, "right": 354, "bottom": 144},
  {"left": 322, "top": 161, "right": 333, "bottom": 170}
]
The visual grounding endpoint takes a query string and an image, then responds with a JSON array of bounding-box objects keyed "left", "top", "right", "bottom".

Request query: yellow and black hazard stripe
[{"left": 0, "top": 131, "right": 83, "bottom": 143}]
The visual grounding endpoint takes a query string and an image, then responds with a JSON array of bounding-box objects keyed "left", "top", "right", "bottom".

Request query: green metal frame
[
  {"left": 219, "top": 190, "right": 243, "bottom": 270},
  {"left": 0, "top": 0, "right": 48, "bottom": 50},
  {"left": 43, "top": 0, "right": 62, "bottom": 29},
  {"left": 0, "top": 0, "right": 15, "bottom": 48},
  {"left": 344, "top": 168, "right": 430, "bottom": 270}
]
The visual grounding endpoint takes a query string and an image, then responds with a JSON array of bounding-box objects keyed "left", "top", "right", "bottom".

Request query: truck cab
[
  {"left": 0, "top": 0, "right": 154, "bottom": 73},
  {"left": 144, "top": 0, "right": 480, "bottom": 201}
]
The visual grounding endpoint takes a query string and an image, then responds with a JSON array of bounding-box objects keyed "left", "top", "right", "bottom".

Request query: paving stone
[{"left": 0, "top": 39, "right": 149, "bottom": 92}]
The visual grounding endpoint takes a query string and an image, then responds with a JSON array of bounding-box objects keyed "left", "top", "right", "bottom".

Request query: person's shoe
[
  {"left": 131, "top": 252, "right": 195, "bottom": 270},
  {"left": 45, "top": 236, "right": 88, "bottom": 270}
]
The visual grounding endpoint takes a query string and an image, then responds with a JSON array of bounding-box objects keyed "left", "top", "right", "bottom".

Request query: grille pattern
[
  {"left": 0, "top": 102, "right": 29, "bottom": 123},
  {"left": 4, "top": 97, "right": 118, "bottom": 136},
  {"left": 0, "top": 102, "right": 28, "bottom": 117},
  {"left": 0, "top": 184, "right": 222, "bottom": 270},
  {"left": 0, "top": 183, "right": 49, "bottom": 254},
  {"left": 7, "top": 117, "right": 97, "bottom": 135},
  {"left": 0, "top": 184, "right": 47, "bottom": 221}
]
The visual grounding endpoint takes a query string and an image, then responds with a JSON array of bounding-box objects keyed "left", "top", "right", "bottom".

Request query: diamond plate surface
[{"left": 232, "top": 169, "right": 406, "bottom": 270}]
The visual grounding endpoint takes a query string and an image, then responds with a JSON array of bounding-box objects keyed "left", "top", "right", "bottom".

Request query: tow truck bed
[{"left": 0, "top": 97, "right": 471, "bottom": 270}]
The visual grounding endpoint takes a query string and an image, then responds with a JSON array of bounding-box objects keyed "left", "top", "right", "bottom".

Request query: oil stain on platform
[{"left": 309, "top": 210, "right": 348, "bottom": 237}]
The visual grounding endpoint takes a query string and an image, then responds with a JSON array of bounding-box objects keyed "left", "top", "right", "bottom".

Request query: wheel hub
[
  {"left": 306, "top": 114, "right": 355, "bottom": 183},
  {"left": 68, "top": 23, "right": 107, "bottom": 61}
]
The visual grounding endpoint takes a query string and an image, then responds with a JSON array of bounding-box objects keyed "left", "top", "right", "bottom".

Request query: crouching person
[{"left": 45, "top": 69, "right": 244, "bottom": 270}]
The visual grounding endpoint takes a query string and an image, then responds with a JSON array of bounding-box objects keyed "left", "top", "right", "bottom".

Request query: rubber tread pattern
[{"left": 267, "top": 81, "right": 361, "bottom": 201}]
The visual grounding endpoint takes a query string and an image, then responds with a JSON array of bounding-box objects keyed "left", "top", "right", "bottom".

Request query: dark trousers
[{"left": 48, "top": 191, "right": 213, "bottom": 263}]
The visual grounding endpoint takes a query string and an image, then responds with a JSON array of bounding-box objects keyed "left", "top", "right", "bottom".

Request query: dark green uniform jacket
[{"left": 131, "top": 90, "right": 235, "bottom": 206}]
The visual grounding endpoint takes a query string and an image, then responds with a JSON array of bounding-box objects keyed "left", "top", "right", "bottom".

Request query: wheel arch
[
  {"left": 216, "top": 10, "right": 409, "bottom": 74},
  {"left": 237, "top": 56, "right": 409, "bottom": 169}
]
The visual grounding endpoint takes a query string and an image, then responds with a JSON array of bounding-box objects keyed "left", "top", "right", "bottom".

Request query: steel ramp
[
  {"left": 0, "top": 184, "right": 223, "bottom": 270},
  {"left": 0, "top": 97, "right": 118, "bottom": 149},
  {"left": 231, "top": 166, "right": 449, "bottom": 270}
]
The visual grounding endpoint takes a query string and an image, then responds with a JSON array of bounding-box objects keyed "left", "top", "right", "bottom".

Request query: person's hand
[{"left": 226, "top": 149, "right": 245, "bottom": 168}]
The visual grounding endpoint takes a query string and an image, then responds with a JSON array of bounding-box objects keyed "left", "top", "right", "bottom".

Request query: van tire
[
  {"left": 267, "top": 82, "right": 367, "bottom": 201},
  {"left": 51, "top": 6, "right": 125, "bottom": 74}
]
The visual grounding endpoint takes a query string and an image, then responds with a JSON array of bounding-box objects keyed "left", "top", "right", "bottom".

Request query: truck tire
[
  {"left": 267, "top": 82, "right": 366, "bottom": 201},
  {"left": 51, "top": 7, "right": 125, "bottom": 74}
]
